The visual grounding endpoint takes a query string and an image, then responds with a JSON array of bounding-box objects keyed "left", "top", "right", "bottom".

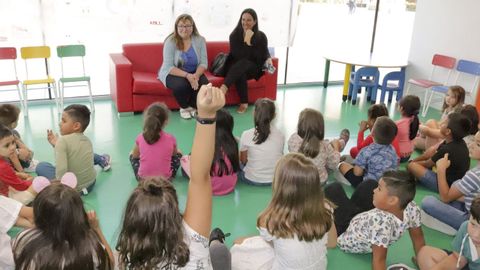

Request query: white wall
[{"left": 407, "top": 0, "right": 480, "bottom": 106}]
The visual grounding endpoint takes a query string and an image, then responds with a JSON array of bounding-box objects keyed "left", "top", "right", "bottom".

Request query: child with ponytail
[
  {"left": 239, "top": 98, "right": 284, "bottom": 185},
  {"left": 130, "top": 102, "right": 181, "bottom": 180},
  {"left": 396, "top": 95, "right": 421, "bottom": 162},
  {"left": 288, "top": 108, "right": 348, "bottom": 184}
]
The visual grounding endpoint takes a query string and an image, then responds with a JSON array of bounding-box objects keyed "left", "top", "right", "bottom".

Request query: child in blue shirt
[{"left": 337, "top": 116, "right": 398, "bottom": 187}]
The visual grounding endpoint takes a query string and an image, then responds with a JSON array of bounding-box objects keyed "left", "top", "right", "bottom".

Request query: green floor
[{"left": 10, "top": 85, "right": 462, "bottom": 269}]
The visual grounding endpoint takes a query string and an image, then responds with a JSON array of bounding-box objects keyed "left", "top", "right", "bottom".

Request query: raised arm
[{"left": 183, "top": 84, "right": 225, "bottom": 237}]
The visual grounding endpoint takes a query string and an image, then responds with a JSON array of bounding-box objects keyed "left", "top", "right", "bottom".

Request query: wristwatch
[{"left": 195, "top": 116, "right": 216, "bottom": 124}]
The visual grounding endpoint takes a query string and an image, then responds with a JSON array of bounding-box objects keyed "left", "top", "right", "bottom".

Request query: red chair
[
  {"left": 0, "top": 47, "right": 23, "bottom": 110},
  {"left": 405, "top": 54, "right": 456, "bottom": 107}
]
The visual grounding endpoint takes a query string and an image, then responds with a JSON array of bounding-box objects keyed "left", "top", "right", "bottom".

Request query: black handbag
[{"left": 210, "top": 52, "right": 228, "bottom": 77}]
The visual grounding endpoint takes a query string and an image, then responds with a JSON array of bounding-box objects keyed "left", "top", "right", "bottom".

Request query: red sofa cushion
[{"left": 132, "top": 71, "right": 171, "bottom": 96}]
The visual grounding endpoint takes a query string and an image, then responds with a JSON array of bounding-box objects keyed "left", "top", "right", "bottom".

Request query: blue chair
[
  {"left": 374, "top": 71, "right": 406, "bottom": 104},
  {"left": 348, "top": 67, "right": 380, "bottom": 105},
  {"left": 423, "top": 59, "right": 480, "bottom": 116}
]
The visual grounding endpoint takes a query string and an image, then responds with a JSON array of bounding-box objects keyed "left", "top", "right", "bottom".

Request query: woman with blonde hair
[{"left": 158, "top": 14, "right": 209, "bottom": 119}]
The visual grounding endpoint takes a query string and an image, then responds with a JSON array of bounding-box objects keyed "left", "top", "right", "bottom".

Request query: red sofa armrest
[
  {"left": 263, "top": 57, "right": 279, "bottom": 100},
  {"left": 110, "top": 53, "right": 133, "bottom": 113}
]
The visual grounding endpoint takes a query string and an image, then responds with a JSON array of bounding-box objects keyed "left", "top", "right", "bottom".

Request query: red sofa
[{"left": 109, "top": 41, "right": 279, "bottom": 113}]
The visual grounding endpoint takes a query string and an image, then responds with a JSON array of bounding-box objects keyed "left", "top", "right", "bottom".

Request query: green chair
[{"left": 57, "top": 44, "right": 94, "bottom": 111}]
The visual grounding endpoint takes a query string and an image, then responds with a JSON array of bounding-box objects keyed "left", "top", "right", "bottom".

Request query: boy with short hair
[
  {"left": 408, "top": 112, "right": 470, "bottom": 192},
  {"left": 0, "top": 104, "right": 36, "bottom": 172},
  {"left": 421, "top": 130, "right": 480, "bottom": 234},
  {"left": 35, "top": 104, "right": 110, "bottom": 194},
  {"left": 417, "top": 197, "right": 480, "bottom": 270},
  {"left": 326, "top": 170, "right": 425, "bottom": 270},
  {"left": 337, "top": 116, "right": 398, "bottom": 187}
]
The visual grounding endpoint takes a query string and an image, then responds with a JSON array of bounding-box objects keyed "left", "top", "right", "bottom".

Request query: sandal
[
  {"left": 236, "top": 104, "right": 248, "bottom": 114},
  {"left": 339, "top": 128, "right": 350, "bottom": 145}
]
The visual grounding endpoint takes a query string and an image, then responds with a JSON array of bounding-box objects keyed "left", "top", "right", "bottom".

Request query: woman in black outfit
[{"left": 220, "top": 8, "right": 272, "bottom": 113}]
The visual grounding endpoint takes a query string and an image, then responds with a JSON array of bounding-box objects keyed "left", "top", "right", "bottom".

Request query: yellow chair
[{"left": 20, "top": 46, "right": 59, "bottom": 116}]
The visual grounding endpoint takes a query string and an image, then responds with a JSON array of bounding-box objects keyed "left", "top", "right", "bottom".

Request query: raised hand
[{"left": 196, "top": 84, "right": 225, "bottom": 118}]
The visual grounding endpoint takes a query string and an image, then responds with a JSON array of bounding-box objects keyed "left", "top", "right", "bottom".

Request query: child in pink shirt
[
  {"left": 181, "top": 109, "right": 239, "bottom": 195},
  {"left": 395, "top": 95, "right": 420, "bottom": 162},
  {"left": 130, "top": 102, "right": 181, "bottom": 180}
]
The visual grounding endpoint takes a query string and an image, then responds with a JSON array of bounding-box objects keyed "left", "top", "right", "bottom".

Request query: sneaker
[
  {"left": 101, "top": 154, "right": 112, "bottom": 172},
  {"left": 209, "top": 227, "right": 231, "bottom": 246},
  {"left": 186, "top": 107, "right": 197, "bottom": 118},
  {"left": 387, "top": 263, "right": 416, "bottom": 270},
  {"left": 421, "top": 209, "right": 457, "bottom": 236},
  {"left": 24, "top": 159, "right": 39, "bottom": 173},
  {"left": 180, "top": 108, "right": 192, "bottom": 119},
  {"left": 339, "top": 128, "right": 350, "bottom": 151}
]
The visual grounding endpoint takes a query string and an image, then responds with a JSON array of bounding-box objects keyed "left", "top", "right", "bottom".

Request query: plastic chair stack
[
  {"left": 423, "top": 59, "right": 480, "bottom": 116},
  {"left": 405, "top": 54, "right": 456, "bottom": 112}
]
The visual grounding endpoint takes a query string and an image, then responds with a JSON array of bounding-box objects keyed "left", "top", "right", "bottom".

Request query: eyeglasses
[{"left": 177, "top": 25, "right": 193, "bottom": 29}]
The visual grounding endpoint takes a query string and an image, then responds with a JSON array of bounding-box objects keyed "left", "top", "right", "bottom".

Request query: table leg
[
  {"left": 342, "top": 64, "right": 352, "bottom": 101},
  {"left": 323, "top": 59, "right": 330, "bottom": 88}
]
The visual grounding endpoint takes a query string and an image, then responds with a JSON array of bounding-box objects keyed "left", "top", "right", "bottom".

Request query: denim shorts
[
  {"left": 238, "top": 170, "right": 272, "bottom": 186},
  {"left": 419, "top": 169, "right": 438, "bottom": 192}
]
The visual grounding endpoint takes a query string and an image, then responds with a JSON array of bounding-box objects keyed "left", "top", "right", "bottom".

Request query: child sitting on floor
[
  {"left": 420, "top": 130, "right": 480, "bottom": 235},
  {"left": 288, "top": 108, "right": 349, "bottom": 184},
  {"left": 0, "top": 124, "right": 39, "bottom": 205},
  {"left": 395, "top": 95, "right": 421, "bottom": 162},
  {"left": 130, "top": 102, "right": 181, "bottom": 180},
  {"left": 408, "top": 112, "right": 470, "bottom": 192},
  {"left": 326, "top": 170, "right": 425, "bottom": 270},
  {"left": 414, "top": 85, "right": 465, "bottom": 151},
  {"left": 116, "top": 84, "right": 227, "bottom": 269},
  {"left": 417, "top": 197, "right": 480, "bottom": 270},
  {"left": 36, "top": 104, "right": 110, "bottom": 195},
  {"left": 231, "top": 153, "right": 337, "bottom": 269},
  {"left": 349, "top": 103, "right": 400, "bottom": 159},
  {"left": 181, "top": 109, "right": 240, "bottom": 195},
  {"left": 13, "top": 175, "right": 113, "bottom": 269},
  {"left": 0, "top": 195, "right": 33, "bottom": 270},
  {"left": 337, "top": 116, "right": 398, "bottom": 187},
  {"left": 0, "top": 104, "right": 36, "bottom": 172},
  {"left": 239, "top": 98, "right": 284, "bottom": 185}
]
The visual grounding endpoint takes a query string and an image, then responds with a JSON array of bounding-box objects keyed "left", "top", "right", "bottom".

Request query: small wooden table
[{"left": 323, "top": 52, "right": 408, "bottom": 102}]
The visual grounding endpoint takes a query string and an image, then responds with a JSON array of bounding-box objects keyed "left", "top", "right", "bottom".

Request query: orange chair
[
  {"left": 20, "top": 46, "right": 58, "bottom": 116},
  {"left": 0, "top": 47, "right": 23, "bottom": 110}
]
